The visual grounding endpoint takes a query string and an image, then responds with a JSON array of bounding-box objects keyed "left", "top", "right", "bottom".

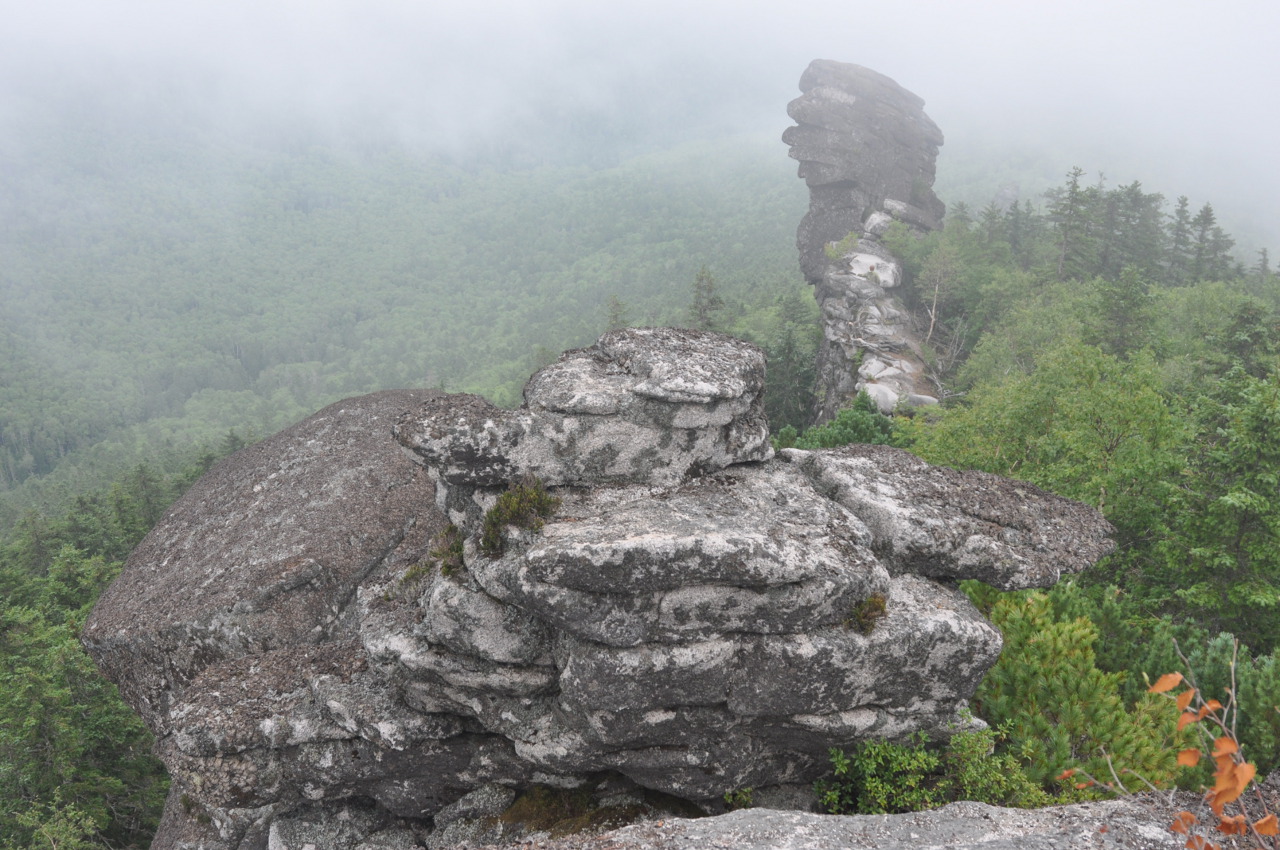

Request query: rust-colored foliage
[{"left": 1145, "top": 641, "right": 1279, "bottom": 850}]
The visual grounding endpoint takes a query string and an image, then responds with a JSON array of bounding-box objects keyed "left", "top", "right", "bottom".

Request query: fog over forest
[
  {"left": 4, "top": 0, "right": 1278, "bottom": 247},
  {"left": 3, "top": 0, "right": 1279, "bottom": 514},
  {"left": 8, "top": 8, "right": 1280, "bottom": 847}
]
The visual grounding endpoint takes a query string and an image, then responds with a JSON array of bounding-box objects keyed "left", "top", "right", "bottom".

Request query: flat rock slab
[{"left": 487, "top": 798, "right": 1191, "bottom": 850}]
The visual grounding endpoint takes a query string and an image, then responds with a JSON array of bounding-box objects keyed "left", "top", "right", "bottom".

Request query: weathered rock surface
[
  {"left": 485, "top": 796, "right": 1195, "bottom": 850},
  {"left": 85, "top": 328, "right": 1115, "bottom": 849},
  {"left": 784, "top": 59, "right": 944, "bottom": 287},
  {"left": 784, "top": 59, "right": 947, "bottom": 422},
  {"left": 395, "top": 327, "right": 772, "bottom": 491},
  {"left": 82, "top": 389, "right": 444, "bottom": 733}
]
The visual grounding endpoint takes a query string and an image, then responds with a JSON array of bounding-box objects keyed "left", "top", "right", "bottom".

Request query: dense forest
[
  {"left": 0, "top": 121, "right": 817, "bottom": 530},
  {"left": 4, "top": 104, "right": 1280, "bottom": 846}
]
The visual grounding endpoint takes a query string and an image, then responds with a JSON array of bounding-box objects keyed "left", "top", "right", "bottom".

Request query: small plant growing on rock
[
  {"left": 401, "top": 523, "right": 466, "bottom": 587},
  {"left": 480, "top": 477, "right": 561, "bottom": 558},
  {"left": 824, "top": 231, "right": 860, "bottom": 263},
  {"left": 722, "top": 787, "right": 754, "bottom": 811},
  {"left": 430, "top": 523, "right": 465, "bottom": 576},
  {"left": 848, "top": 592, "right": 888, "bottom": 634}
]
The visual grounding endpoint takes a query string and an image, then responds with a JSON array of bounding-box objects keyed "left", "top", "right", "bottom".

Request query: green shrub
[
  {"left": 941, "top": 726, "right": 1052, "bottom": 809},
  {"left": 722, "top": 787, "right": 754, "bottom": 810},
  {"left": 816, "top": 726, "right": 1050, "bottom": 815},
  {"left": 792, "top": 391, "right": 894, "bottom": 449},
  {"left": 402, "top": 523, "right": 465, "bottom": 586},
  {"left": 974, "top": 592, "right": 1182, "bottom": 789},
  {"left": 771, "top": 424, "right": 799, "bottom": 450},
  {"left": 479, "top": 478, "right": 561, "bottom": 558},
  {"left": 824, "top": 232, "right": 860, "bottom": 261},
  {"left": 817, "top": 735, "right": 942, "bottom": 814},
  {"left": 431, "top": 523, "right": 465, "bottom": 576},
  {"left": 847, "top": 593, "right": 887, "bottom": 635}
]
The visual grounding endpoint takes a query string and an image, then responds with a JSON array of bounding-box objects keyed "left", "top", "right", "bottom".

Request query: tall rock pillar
[{"left": 784, "top": 59, "right": 946, "bottom": 423}]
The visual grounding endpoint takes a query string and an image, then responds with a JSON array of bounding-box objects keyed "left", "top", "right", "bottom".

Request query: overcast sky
[{"left": 4, "top": 0, "right": 1278, "bottom": 247}]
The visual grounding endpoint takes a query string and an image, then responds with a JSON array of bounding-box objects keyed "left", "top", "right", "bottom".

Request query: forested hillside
[
  {"left": 0, "top": 126, "right": 812, "bottom": 528},
  {"left": 5, "top": 97, "right": 1280, "bottom": 846},
  {"left": 787, "top": 170, "right": 1280, "bottom": 817}
]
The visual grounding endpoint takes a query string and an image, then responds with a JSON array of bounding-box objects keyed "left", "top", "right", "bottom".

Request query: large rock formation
[
  {"left": 784, "top": 59, "right": 947, "bottom": 422},
  {"left": 84, "top": 327, "right": 1114, "bottom": 850},
  {"left": 784, "top": 59, "right": 945, "bottom": 285}
]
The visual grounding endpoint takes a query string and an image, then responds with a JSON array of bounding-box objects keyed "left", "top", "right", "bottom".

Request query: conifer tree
[
  {"left": 1047, "top": 167, "right": 1099, "bottom": 280},
  {"left": 1189, "top": 202, "right": 1225, "bottom": 282},
  {"left": 688, "top": 265, "right": 725, "bottom": 331},
  {"left": 974, "top": 592, "right": 1180, "bottom": 788},
  {"left": 1165, "top": 195, "right": 1194, "bottom": 286}
]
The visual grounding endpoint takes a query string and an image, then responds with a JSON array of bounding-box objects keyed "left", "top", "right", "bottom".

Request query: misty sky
[{"left": 4, "top": 0, "right": 1278, "bottom": 247}]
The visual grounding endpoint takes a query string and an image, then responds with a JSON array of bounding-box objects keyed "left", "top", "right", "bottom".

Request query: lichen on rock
[{"left": 83, "top": 326, "right": 1114, "bottom": 850}]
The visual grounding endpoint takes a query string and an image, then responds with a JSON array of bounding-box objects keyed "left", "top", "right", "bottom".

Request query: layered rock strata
[
  {"left": 84, "top": 328, "right": 1114, "bottom": 850},
  {"left": 784, "top": 59, "right": 947, "bottom": 422}
]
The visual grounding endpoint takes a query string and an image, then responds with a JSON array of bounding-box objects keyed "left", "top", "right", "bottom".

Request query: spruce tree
[
  {"left": 1165, "top": 195, "right": 1194, "bottom": 286},
  {"left": 1047, "top": 167, "right": 1099, "bottom": 280},
  {"left": 688, "top": 265, "right": 725, "bottom": 331}
]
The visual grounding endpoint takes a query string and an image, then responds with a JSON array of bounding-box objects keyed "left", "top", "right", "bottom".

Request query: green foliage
[
  {"left": 789, "top": 391, "right": 894, "bottom": 449},
  {"left": 847, "top": 593, "right": 887, "bottom": 635},
  {"left": 816, "top": 726, "right": 1050, "bottom": 815},
  {"left": 771, "top": 425, "right": 799, "bottom": 450},
  {"left": 0, "top": 549, "right": 169, "bottom": 848},
  {"left": 940, "top": 725, "right": 1053, "bottom": 809},
  {"left": 973, "top": 592, "right": 1182, "bottom": 789},
  {"left": 401, "top": 523, "right": 466, "bottom": 586},
  {"left": 909, "top": 340, "right": 1186, "bottom": 561},
  {"left": 4, "top": 792, "right": 98, "bottom": 850},
  {"left": 823, "top": 231, "right": 860, "bottom": 262},
  {"left": 688, "top": 265, "right": 726, "bottom": 331},
  {"left": 1156, "top": 369, "right": 1280, "bottom": 651},
  {"left": 0, "top": 133, "right": 806, "bottom": 530},
  {"left": 722, "top": 787, "right": 754, "bottom": 810},
  {"left": 479, "top": 479, "right": 561, "bottom": 558},
  {"left": 0, "top": 456, "right": 230, "bottom": 849},
  {"left": 1034, "top": 582, "right": 1280, "bottom": 780},
  {"left": 817, "top": 735, "right": 943, "bottom": 814},
  {"left": 603, "top": 295, "right": 632, "bottom": 331},
  {"left": 736, "top": 285, "right": 821, "bottom": 434},
  {"left": 1088, "top": 267, "right": 1155, "bottom": 357},
  {"left": 431, "top": 524, "right": 466, "bottom": 577}
]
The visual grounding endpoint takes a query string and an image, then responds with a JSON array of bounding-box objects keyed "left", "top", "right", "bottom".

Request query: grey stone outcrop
[
  {"left": 783, "top": 59, "right": 945, "bottom": 286},
  {"left": 84, "top": 327, "right": 1114, "bottom": 850},
  {"left": 784, "top": 59, "right": 947, "bottom": 423},
  {"left": 395, "top": 327, "right": 772, "bottom": 492}
]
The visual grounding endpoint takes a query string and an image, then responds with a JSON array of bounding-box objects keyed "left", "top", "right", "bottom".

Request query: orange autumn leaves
[{"left": 1149, "top": 671, "right": 1277, "bottom": 849}]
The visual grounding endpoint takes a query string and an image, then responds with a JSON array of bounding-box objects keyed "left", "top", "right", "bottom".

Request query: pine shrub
[{"left": 974, "top": 592, "right": 1182, "bottom": 789}]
